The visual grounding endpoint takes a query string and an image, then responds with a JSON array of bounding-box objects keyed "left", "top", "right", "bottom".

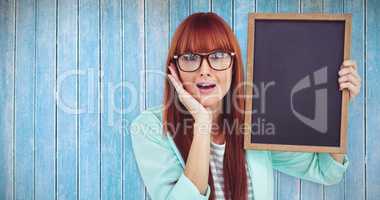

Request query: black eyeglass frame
[{"left": 173, "top": 50, "right": 236, "bottom": 72}]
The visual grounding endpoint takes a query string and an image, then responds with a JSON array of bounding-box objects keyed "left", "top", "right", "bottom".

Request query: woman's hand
[
  {"left": 331, "top": 60, "right": 361, "bottom": 163},
  {"left": 168, "top": 63, "right": 212, "bottom": 194},
  {"left": 167, "top": 63, "right": 213, "bottom": 124},
  {"left": 338, "top": 60, "right": 361, "bottom": 101}
]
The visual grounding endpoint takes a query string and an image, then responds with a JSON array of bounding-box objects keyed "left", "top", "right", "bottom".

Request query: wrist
[
  {"left": 193, "top": 120, "right": 212, "bottom": 135},
  {"left": 194, "top": 115, "right": 212, "bottom": 123}
]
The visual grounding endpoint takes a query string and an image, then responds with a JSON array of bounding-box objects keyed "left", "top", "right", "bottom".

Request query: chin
[
  {"left": 198, "top": 96, "right": 221, "bottom": 108},
  {"left": 188, "top": 87, "right": 224, "bottom": 108}
]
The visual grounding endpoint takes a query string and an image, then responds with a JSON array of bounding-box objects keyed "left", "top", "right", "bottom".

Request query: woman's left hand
[
  {"left": 330, "top": 60, "right": 361, "bottom": 163},
  {"left": 338, "top": 59, "right": 361, "bottom": 101},
  {"left": 331, "top": 60, "right": 361, "bottom": 163}
]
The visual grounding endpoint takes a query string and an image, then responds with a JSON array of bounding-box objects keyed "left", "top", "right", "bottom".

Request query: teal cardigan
[{"left": 130, "top": 105, "right": 349, "bottom": 200}]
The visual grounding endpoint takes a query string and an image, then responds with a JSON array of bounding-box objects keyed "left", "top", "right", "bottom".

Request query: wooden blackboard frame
[{"left": 244, "top": 13, "right": 352, "bottom": 153}]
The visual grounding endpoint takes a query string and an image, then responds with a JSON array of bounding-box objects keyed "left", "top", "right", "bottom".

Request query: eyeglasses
[{"left": 173, "top": 50, "right": 235, "bottom": 72}]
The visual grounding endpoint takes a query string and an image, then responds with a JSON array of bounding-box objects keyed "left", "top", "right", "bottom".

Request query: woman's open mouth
[{"left": 196, "top": 82, "right": 216, "bottom": 95}]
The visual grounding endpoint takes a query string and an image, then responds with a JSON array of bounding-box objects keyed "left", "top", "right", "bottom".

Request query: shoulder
[{"left": 129, "top": 105, "right": 168, "bottom": 144}]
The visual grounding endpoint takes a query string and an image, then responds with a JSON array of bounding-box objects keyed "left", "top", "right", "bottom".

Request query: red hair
[{"left": 162, "top": 12, "right": 247, "bottom": 200}]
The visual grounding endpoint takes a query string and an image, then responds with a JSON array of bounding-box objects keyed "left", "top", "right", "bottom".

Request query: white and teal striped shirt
[{"left": 210, "top": 141, "right": 254, "bottom": 200}]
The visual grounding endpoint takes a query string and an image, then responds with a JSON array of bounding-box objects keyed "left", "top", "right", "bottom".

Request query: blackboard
[{"left": 243, "top": 13, "right": 352, "bottom": 153}]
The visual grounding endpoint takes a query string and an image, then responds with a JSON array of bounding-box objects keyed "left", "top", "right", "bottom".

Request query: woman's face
[{"left": 177, "top": 51, "right": 233, "bottom": 108}]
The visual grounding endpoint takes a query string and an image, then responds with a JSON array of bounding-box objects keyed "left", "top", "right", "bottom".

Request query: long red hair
[{"left": 162, "top": 12, "right": 247, "bottom": 200}]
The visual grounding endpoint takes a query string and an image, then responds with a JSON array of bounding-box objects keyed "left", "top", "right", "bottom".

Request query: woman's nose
[{"left": 199, "top": 57, "right": 211, "bottom": 76}]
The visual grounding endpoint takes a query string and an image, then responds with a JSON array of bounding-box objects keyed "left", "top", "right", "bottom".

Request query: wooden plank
[
  {"left": 278, "top": 0, "right": 299, "bottom": 13},
  {"left": 122, "top": 0, "right": 169, "bottom": 198},
  {"left": 323, "top": 1, "right": 346, "bottom": 200},
  {"left": 123, "top": 0, "right": 146, "bottom": 199},
  {"left": 234, "top": 0, "right": 254, "bottom": 84},
  {"left": 299, "top": 1, "right": 324, "bottom": 200},
  {"left": 57, "top": 0, "right": 78, "bottom": 198},
  {"left": 35, "top": 0, "right": 57, "bottom": 199},
  {"left": 301, "top": 0, "right": 322, "bottom": 11},
  {"left": 301, "top": 0, "right": 322, "bottom": 13},
  {"left": 170, "top": 0, "right": 189, "bottom": 40},
  {"left": 78, "top": 0, "right": 100, "bottom": 199},
  {"left": 144, "top": 0, "right": 168, "bottom": 198},
  {"left": 343, "top": 0, "right": 366, "bottom": 199},
  {"left": 145, "top": 0, "right": 169, "bottom": 195},
  {"left": 145, "top": 0, "right": 169, "bottom": 107},
  {"left": 190, "top": 0, "right": 210, "bottom": 13},
  {"left": 366, "top": 0, "right": 380, "bottom": 199},
  {"left": 256, "top": 0, "right": 277, "bottom": 13},
  {"left": 250, "top": 13, "right": 350, "bottom": 20},
  {"left": 323, "top": 0, "right": 344, "bottom": 14},
  {"left": 274, "top": 0, "right": 302, "bottom": 198},
  {"left": 211, "top": 0, "right": 233, "bottom": 25},
  {"left": 0, "top": 0, "right": 15, "bottom": 199},
  {"left": 255, "top": 1, "right": 278, "bottom": 199},
  {"left": 14, "top": 0, "right": 35, "bottom": 199},
  {"left": 100, "top": 0, "right": 123, "bottom": 199}
]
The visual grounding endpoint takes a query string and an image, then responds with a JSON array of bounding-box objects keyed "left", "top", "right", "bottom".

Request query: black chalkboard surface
[{"left": 244, "top": 13, "right": 352, "bottom": 153}]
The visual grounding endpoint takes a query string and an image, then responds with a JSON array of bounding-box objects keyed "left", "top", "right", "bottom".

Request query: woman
[{"left": 130, "top": 12, "right": 361, "bottom": 200}]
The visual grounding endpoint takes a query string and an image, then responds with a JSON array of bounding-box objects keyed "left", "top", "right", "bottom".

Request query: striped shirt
[{"left": 210, "top": 141, "right": 254, "bottom": 200}]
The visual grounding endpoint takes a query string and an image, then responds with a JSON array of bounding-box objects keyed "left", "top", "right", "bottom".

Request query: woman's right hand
[{"left": 167, "top": 63, "right": 213, "bottom": 124}]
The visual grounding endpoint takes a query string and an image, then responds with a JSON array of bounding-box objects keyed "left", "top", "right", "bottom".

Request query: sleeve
[
  {"left": 130, "top": 111, "right": 211, "bottom": 200},
  {"left": 270, "top": 151, "right": 349, "bottom": 185}
]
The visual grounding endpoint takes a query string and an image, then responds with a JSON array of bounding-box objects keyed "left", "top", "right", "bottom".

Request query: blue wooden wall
[{"left": 0, "top": 0, "right": 379, "bottom": 199}]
